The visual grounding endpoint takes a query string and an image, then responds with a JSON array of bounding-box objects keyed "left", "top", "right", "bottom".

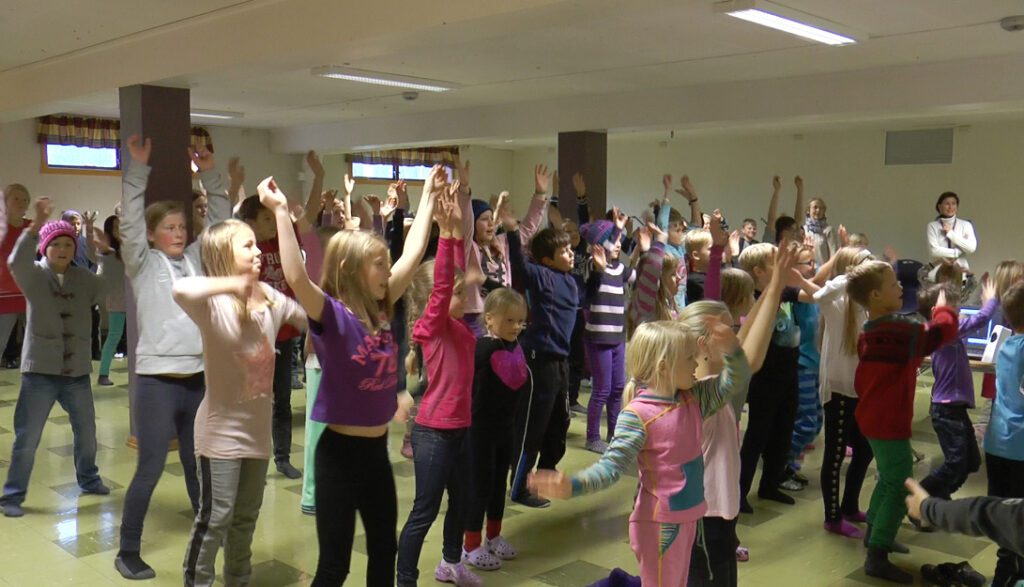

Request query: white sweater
[
  {"left": 927, "top": 216, "right": 977, "bottom": 272},
  {"left": 813, "top": 275, "right": 864, "bottom": 403}
]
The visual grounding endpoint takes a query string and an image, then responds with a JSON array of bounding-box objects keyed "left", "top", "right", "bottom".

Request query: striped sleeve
[
  {"left": 630, "top": 242, "right": 667, "bottom": 326},
  {"left": 693, "top": 346, "right": 752, "bottom": 419},
  {"left": 571, "top": 409, "right": 646, "bottom": 496}
]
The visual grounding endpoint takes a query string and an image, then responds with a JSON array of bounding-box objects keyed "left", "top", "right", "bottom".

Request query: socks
[
  {"left": 464, "top": 531, "right": 483, "bottom": 552},
  {"left": 115, "top": 550, "right": 156, "bottom": 580},
  {"left": 486, "top": 518, "right": 502, "bottom": 541}
]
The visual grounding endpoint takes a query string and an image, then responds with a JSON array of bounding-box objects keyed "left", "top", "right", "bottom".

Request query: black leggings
[
  {"left": 313, "top": 430, "right": 397, "bottom": 587},
  {"left": 466, "top": 425, "right": 515, "bottom": 532},
  {"left": 986, "top": 452, "right": 1024, "bottom": 587},
  {"left": 739, "top": 372, "right": 798, "bottom": 498},
  {"left": 820, "top": 395, "right": 873, "bottom": 522},
  {"left": 688, "top": 516, "right": 738, "bottom": 586}
]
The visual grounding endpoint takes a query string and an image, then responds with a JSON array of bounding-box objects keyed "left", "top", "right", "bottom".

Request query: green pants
[
  {"left": 99, "top": 311, "right": 126, "bottom": 377},
  {"left": 301, "top": 367, "right": 325, "bottom": 511},
  {"left": 866, "top": 438, "right": 913, "bottom": 549}
]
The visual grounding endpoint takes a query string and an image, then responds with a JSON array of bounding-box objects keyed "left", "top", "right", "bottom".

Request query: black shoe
[
  {"left": 115, "top": 551, "right": 156, "bottom": 580},
  {"left": 739, "top": 497, "right": 754, "bottom": 514},
  {"left": 569, "top": 403, "right": 588, "bottom": 415},
  {"left": 511, "top": 494, "right": 550, "bottom": 508},
  {"left": 2, "top": 502, "right": 24, "bottom": 517},
  {"left": 953, "top": 561, "right": 985, "bottom": 587},
  {"left": 97, "top": 375, "right": 114, "bottom": 387},
  {"left": 3, "top": 358, "right": 18, "bottom": 369},
  {"left": 757, "top": 488, "right": 796, "bottom": 505},
  {"left": 921, "top": 563, "right": 960, "bottom": 586},
  {"left": 81, "top": 482, "right": 111, "bottom": 496},
  {"left": 290, "top": 376, "right": 304, "bottom": 390},
  {"left": 276, "top": 461, "right": 302, "bottom": 479}
]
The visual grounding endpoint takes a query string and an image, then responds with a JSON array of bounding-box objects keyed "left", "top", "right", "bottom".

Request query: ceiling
[{"left": 3, "top": 0, "right": 1024, "bottom": 150}]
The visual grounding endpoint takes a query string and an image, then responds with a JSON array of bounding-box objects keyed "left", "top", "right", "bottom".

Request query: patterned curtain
[
  {"left": 37, "top": 115, "right": 120, "bottom": 148},
  {"left": 346, "top": 146, "right": 459, "bottom": 166}
]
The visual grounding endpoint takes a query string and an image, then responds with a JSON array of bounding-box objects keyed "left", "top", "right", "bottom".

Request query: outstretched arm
[
  {"left": 793, "top": 175, "right": 806, "bottom": 221},
  {"left": 388, "top": 166, "right": 442, "bottom": 303},
  {"left": 259, "top": 177, "right": 326, "bottom": 322},
  {"left": 678, "top": 175, "right": 701, "bottom": 228},
  {"left": 764, "top": 175, "right": 782, "bottom": 242},
  {"left": 301, "top": 150, "right": 326, "bottom": 233}
]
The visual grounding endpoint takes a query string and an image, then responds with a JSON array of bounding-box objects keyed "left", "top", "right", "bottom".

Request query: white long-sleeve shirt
[{"left": 927, "top": 216, "right": 977, "bottom": 272}]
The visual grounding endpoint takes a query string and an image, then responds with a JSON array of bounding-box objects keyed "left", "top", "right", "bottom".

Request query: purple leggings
[{"left": 584, "top": 339, "right": 626, "bottom": 443}]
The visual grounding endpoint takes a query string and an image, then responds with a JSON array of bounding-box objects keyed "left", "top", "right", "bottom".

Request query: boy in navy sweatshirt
[{"left": 507, "top": 220, "right": 578, "bottom": 508}]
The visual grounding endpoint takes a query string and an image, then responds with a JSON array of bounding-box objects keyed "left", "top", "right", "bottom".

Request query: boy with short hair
[
  {"left": 916, "top": 279, "right": 996, "bottom": 503},
  {"left": 683, "top": 229, "right": 713, "bottom": 303},
  {"left": 507, "top": 173, "right": 578, "bottom": 508},
  {"left": 981, "top": 280, "right": 1024, "bottom": 586},
  {"left": 737, "top": 242, "right": 818, "bottom": 513},
  {"left": 846, "top": 260, "right": 958, "bottom": 583}
]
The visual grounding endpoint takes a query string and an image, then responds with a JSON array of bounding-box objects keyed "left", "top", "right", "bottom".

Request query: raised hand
[
  {"left": 773, "top": 240, "right": 797, "bottom": 283},
  {"left": 709, "top": 210, "right": 728, "bottom": 247},
  {"left": 498, "top": 200, "right": 518, "bottom": 232},
  {"left": 189, "top": 146, "right": 215, "bottom": 172},
  {"left": 883, "top": 246, "right": 899, "bottom": 263},
  {"left": 572, "top": 172, "right": 587, "bottom": 199},
  {"left": 126, "top": 135, "right": 152, "bottom": 165},
  {"left": 380, "top": 193, "right": 399, "bottom": 219},
  {"left": 591, "top": 243, "right": 607, "bottom": 272},
  {"left": 363, "top": 195, "right": 383, "bottom": 216},
  {"left": 228, "top": 157, "right": 246, "bottom": 191},
  {"left": 320, "top": 189, "right": 339, "bottom": 212},
  {"left": 534, "top": 164, "right": 552, "bottom": 195},
  {"left": 981, "top": 273, "right": 996, "bottom": 303},
  {"left": 662, "top": 174, "right": 673, "bottom": 197},
  {"left": 34, "top": 197, "right": 54, "bottom": 224},
  {"left": 92, "top": 228, "right": 113, "bottom": 254},
  {"left": 454, "top": 156, "right": 471, "bottom": 192},
  {"left": 648, "top": 222, "right": 668, "bottom": 244},
  {"left": 84, "top": 210, "right": 98, "bottom": 227},
  {"left": 729, "top": 229, "right": 741, "bottom": 256},
  {"left": 838, "top": 223, "right": 849, "bottom": 246},
  {"left": 636, "top": 225, "right": 652, "bottom": 252},
  {"left": 794, "top": 175, "right": 804, "bottom": 190},
  {"left": 343, "top": 173, "right": 356, "bottom": 196},
  {"left": 306, "top": 150, "right": 324, "bottom": 178},
  {"left": 772, "top": 175, "right": 781, "bottom": 191},
  {"left": 677, "top": 175, "right": 697, "bottom": 202},
  {"left": 613, "top": 206, "right": 627, "bottom": 231},
  {"left": 527, "top": 469, "right": 571, "bottom": 500},
  {"left": 704, "top": 314, "right": 740, "bottom": 354},
  {"left": 936, "top": 288, "right": 948, "bottom": 309},
  {"left": 256, "top": 177, "right": 288, "bottom": 212}
]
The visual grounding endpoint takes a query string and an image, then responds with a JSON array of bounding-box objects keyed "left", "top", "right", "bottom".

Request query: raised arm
[
  {"left": 656, "top": 174, "right": 672, "bottom": 232},
  {"left": 573, "top": 172, "right": 591, "bottom": 225},
  {"left": 119, "top": 135, "right": 153, "bottom": 277},
  {"left": 678, "top": 175, "right": 702, "bottom": 228},
  {"left": 793, "top": 175, "right": 806, "bottom": 222},
  {"left": 172, "top": 274, "right": 254, "bottom": 314},
  {"left": 258, "top": 177, "right": 325, "bottom": 322},
  {"left": 411, "top": 192, "right": 459, "bottom": 344},
  {"left": 739, "top": 243, "right": 793, "bottom": 374},
  {"left": 920, "top": 301, "right": 959, "bottom": 357},
  {"left": 705, "top": 210, "right": 728, "bottom": 301},
  {"left": 693, "top": 320, "right": 751, "bottom": 418},
  {"left": 764, "top": 175, "right": 782, "bottom": 242},
  {"left": 190, "top": 147, "right": 229, "bottom": 227},
  {"left": 388, "top": 165, "right": 442, "bottom": 303},
  {"left": 631, "top": 226, "right": 668, "bottom": 324},
  {"left": 9, "top": 198, "right": 54, "bottom": 285},
  {"left": 301, "top": 150, "right": 326, "bottom": 233},
  {"left": 518, "top": 164, "right": 551, "bottom": 248}
]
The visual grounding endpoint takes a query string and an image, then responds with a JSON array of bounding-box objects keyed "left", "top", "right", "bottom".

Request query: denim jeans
[
  {"left": 1, "top": 373, "right": 102, "bottom": 506},
  {"left": 397, "top": 425, "right": 469, "bottom": 586},
  {"left": 272, "top": 337, "right": 298, "bottom": 464},
  {"left": 920, "top": 403, "right": 981, "bottom": 500}
]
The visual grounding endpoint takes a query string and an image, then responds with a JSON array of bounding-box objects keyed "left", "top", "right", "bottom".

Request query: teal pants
[
  {"left": 865, "top": 438, "right": 912, "bottom": 549},
  {"left": 301, "top": 368, "right": 325, "bottom": 512},
  {"left": 98, "top": 311, "right": 125, "bottom": 377}
]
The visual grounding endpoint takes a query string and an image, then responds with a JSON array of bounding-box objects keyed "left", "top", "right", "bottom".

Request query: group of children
[{"left": 1, "top": 146, "right": 1023, "bottom": 587}]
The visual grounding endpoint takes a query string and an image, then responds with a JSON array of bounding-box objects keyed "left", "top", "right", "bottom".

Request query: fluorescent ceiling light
[
  {"left": 311, "top": 66, "right": 457, "bottom": 92},
  {"left": 191, "top": 109, "right": 243, "bottom": 120},
  {"left": 716, "top": 1, "right": 856, "bottom": 46}
]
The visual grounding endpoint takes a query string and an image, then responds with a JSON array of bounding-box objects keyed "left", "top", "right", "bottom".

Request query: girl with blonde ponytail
[
  {"left": 808, "top": 246, "right": 875, "bottom": 538},
  {"left": 528, "top": 319, "right": 751, "bottom": 586}
]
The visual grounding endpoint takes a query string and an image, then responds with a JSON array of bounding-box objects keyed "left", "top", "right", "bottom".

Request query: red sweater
[
  {"left": 0, "top": 220, "right": 29, "bottom": 314},
  {"left": 413, "top": 236, "right": 475, "bottom": 429},
  {"left": 854, "top": 307, "right": 958, "bottom": 440}
]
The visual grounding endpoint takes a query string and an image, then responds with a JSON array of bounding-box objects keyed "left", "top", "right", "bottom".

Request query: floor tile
[
  {"left": 53, "top": 526, "right": 119, "bottom": 557},
  {"left": 49, "top": 478, "right": 123, "bottom": 499},
  {"left": 533, "top": 559, "right": 611, "bottom": 587},
  {"left": 48, "top": 442, "right": 113, "bottom": 458}
]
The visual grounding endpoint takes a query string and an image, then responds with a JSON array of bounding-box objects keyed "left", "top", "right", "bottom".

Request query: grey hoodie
[{"left": 120, "top": 162, "right": 231, "bottom": 375}]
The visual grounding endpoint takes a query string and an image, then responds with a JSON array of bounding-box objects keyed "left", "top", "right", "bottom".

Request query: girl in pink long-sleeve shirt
[{"left": 396, "top": 188, "right": 481, "bottom": 587}]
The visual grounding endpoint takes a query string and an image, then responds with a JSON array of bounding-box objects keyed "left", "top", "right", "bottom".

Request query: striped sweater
[
  {"left": 627, "top": 241, "right": 674, "bottom": 329},
  {"left": 584, "top": 259, "right": 635, "bottom": 344}
]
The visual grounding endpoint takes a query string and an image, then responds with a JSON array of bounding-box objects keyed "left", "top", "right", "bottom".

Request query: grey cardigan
[{"left": 8, "top": 230, "right": 109, "bottom": 377}]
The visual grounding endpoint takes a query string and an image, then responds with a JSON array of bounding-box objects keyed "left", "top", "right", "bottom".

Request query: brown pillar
[
  {"left": 557, "top": 131, "right": 607, "bottom": 224},
  {"left": 119, "top": 85, "right": 192, "bottom": 445}
]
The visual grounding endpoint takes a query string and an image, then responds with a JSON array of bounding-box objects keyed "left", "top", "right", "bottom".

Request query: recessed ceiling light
[
  {"left": 311, "top": 66, "right": 457, "bottom": 93},
  {"left": 191, "top": 109, "right": 243, "bottom": 120},
  {"left": 715, "top": 0, "right": 856, "bottom": 46}
]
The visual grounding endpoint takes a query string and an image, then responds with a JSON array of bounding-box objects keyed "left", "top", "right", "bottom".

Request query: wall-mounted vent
[{"left": 884, "top": 128, "right": 954, "bottom": 166}]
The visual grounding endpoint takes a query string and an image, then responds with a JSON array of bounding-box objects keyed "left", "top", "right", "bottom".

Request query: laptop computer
[{"left": 959, "top": 306, "right": 995, "bottom": 360}]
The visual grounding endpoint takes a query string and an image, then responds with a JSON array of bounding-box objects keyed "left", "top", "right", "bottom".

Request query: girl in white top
[
  {"left": 927, "top": 192, "right": 977, "bottom": 276},
  {"left": 173, "top": 219, "right": 306, "bottom": 587},
  {"left": 811, "top": 246, "right": 875, "bottom": 539}
]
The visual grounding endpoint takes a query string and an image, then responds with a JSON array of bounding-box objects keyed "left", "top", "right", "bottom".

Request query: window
[
  {"left": 41, "top": 144, "right": 120, "bottom": 175},
  {"left": 350, "top": 162, "right": 445, "bottom": 182}
]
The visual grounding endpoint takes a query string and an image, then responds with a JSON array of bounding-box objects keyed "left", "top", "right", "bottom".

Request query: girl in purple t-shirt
[{"left": 258, "top": 169, "right": 442, "bottom": 586}]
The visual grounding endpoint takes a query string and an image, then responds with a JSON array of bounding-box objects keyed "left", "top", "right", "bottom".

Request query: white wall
[
  {"left": 507, "top": 122, "right": 1024, "bottom": 274},
  {"left": 0, "top": 118, "right": 303, "bottom": 218}
]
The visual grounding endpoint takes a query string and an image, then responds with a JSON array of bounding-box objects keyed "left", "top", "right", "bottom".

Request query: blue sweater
[{"left": 507, "top": 229, "right": 577, "bottom": 358}]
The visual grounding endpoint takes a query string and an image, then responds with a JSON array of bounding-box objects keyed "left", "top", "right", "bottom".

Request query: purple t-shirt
[{"left": 310, "top": 294, "right": 397, "bottom": 426}]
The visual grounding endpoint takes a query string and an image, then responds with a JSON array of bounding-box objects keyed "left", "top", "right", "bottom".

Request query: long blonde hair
[
  {"left": 199, "top": 219, "right": 272, "bottom": 321},
  {"left": 626, "top": 255, "right": 681, "bottom": 338},
  {"left": 320, "top": 230, "right": 393, "bottom": 333},
  {"left": 720, "top": 268, "right": 754, "bottom": 320},
  {"left": 832, "top": 247, "right": 874, "bottom": 355},
  {"left": 994, "top": 260, "right": 1024, "bottom": 303},
  {"left": 623, "top": 321, "right": 699, "bottom": 405},
  {"left": 404, "top": 259, "right": 465, "bottom": 350}
]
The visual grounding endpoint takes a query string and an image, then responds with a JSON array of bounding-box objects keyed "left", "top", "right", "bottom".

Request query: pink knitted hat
[{"left": 37, "top": 220, "right": 79, "bottom": 257}]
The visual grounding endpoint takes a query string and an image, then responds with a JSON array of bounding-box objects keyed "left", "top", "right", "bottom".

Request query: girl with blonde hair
[
  {"left": 260, "top": 166, "right": 440, "bottom": 585},
  {"left": 172, "top": 219, "right": 306, "bottom": 586},
  {"left": 529, "top": 319, "right": 750, "bottom": 586}
]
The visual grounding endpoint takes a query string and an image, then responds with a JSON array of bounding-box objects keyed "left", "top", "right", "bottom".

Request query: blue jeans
[
  {"left": 1, "top": 373, "right": 102, "bottom": 506},
  {"left": 920, "top": 403, "right": 981, "bottom": 500},
  {"left": 397, "top": 425, "right": 469, "bottom": 586}
]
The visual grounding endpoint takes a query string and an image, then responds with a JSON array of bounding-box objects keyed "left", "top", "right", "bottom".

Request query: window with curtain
[
  {"left": 37, "top": 114, "right": 214, "bottom": 174},
  {"left": 346, "top": 146, "right": 458, "bottom": 181}
]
